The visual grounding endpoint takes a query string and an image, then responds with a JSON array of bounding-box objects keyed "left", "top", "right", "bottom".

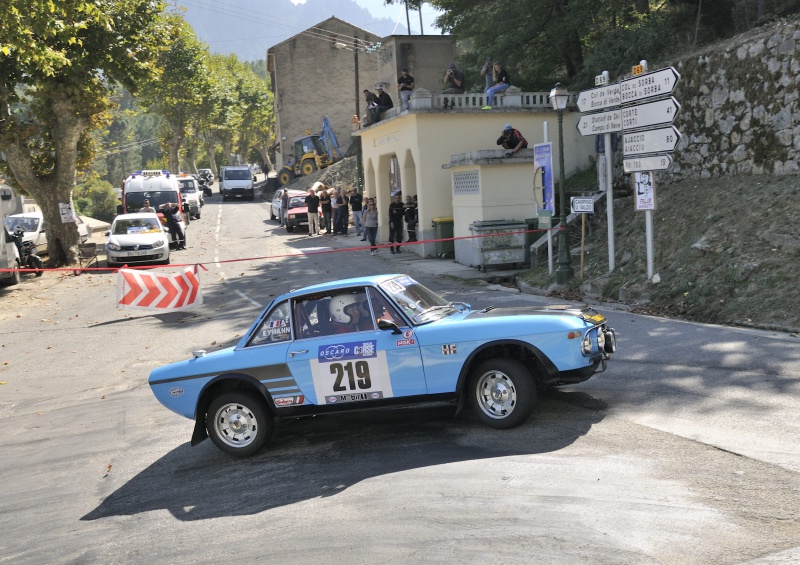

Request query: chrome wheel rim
[
  {"left": 213, "top": 402, "right": 259, "bottom": 448},
  {"left": 475, "top": 370, "right": 517, "bottom": 420}
]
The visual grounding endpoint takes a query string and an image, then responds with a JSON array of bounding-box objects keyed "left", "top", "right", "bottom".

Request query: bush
[{"left": 74, "top": 179, "right": 119, "bottom": 223}]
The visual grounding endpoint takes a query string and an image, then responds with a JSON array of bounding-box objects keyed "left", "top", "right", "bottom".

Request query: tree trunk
[
  {"left": 167, "top": 133, "right": 182, "bottom": 174},
  {"left": 3, "top": 95, "right": 84, "bottom": 265},
  {"left": 205, "top": 145, "right": 218, "bottom": 178},
  {"left": 257, "top": 146, "right": 274, "bottom": 171}
]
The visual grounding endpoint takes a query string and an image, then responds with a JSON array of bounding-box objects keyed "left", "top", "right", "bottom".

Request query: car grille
[{"left": 119, "top": 244, "right": 156, "bottom": 251}]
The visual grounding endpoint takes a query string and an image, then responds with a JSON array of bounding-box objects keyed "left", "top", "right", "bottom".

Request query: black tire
[
  {"left": 206, "top": 391, "right": 273, "bottom": 457},
  {"left": 29, "top": 256, "right": 44, "bottom": 277},
  {"left": 270, "top": 209, "right": 276, "bottom": 220},
  {"left": 0, "top": 260, "right": 21, "bottom": 286},
  {"left": 469, "top": 358, "right": 536, "bottom": 429},
  {"left": 222, "top": 195, "right": 228, "bottom": 202},
  {"left": 286, "top": 224, "right": 294, "bottom": 233},
  {"left": 301, "top": 158, "right": 317, "bottom": 176},
  {"left": 196, "top": 211, "right": 201, "bottom": 219},
  {"left": 278, "top": 169, "right": 294, "bottom": 186}
]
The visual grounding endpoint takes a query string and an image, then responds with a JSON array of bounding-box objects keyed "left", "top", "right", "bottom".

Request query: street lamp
[{"left": 549, "top": 82, "right": 574, "bottom": 284}]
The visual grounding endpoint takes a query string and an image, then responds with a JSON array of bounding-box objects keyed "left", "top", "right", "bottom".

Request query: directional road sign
[
  {"left": 623, "top": 154, "right": 674, "bottom": 173},
  {"left": 571, "top": 197, "right": 595, "bottom": 214},
  {"left": 577, "top": 108, "right": 622, "bottom": 136},
  {"left": 576, "top": 84, "right": 622, "bottom": 113},
  {"left": 623, "top": 126, "right": 682, "bottom": 156},
  {"left": 621, "top": 97, "right": 681, "bottom": 130},
  {"left": 620, "top": 66, "right": 681, "bottom": 104}
]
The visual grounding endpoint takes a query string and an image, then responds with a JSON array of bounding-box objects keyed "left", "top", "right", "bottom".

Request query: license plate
[{"left": 127, "top": 250, "right": 148, "bottom": 256}]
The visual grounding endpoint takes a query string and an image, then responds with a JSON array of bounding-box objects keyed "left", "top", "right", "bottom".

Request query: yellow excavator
[{"left": 278, "top": 119, "right": 341, "bottom": 185}]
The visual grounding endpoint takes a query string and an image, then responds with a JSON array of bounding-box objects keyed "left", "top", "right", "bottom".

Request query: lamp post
[{"left": 549, "top": 82, "right": 574, "bottom": 284}]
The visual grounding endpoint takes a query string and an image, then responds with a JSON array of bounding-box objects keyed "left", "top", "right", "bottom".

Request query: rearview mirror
[{"left": 377, "top": 318, "right": 402, "bottom": 334}]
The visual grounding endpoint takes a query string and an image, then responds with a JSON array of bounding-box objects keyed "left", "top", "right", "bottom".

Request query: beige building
[
  {"left": 355, "top": 89, "right": 595, "bottom": 260},
  {"left": 267, "top": 17, "right": 380, "bottom": 167}
]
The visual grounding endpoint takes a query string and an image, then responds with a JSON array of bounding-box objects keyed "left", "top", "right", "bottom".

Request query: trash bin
[
  {"left": 468, "top": 220, "right": 527, "bottom": 272},
  {"left": 432, "top": 217, "right": 454, "bottom": 258}
]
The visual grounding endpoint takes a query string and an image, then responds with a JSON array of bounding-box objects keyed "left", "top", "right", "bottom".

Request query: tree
[
  {"left": 138, "top": 16, "right": 210, "bottom": 174},
  {"left": 0, "top": 0, "right": 169, "bottom": 265}
]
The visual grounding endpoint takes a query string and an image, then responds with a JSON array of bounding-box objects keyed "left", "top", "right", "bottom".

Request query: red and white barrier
[{"left": 117, "top": 267, "right": 202, "bottom": 311}]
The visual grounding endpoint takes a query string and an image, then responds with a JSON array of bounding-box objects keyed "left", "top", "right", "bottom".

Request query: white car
[
  {"left": 3, "top": 211, "right": 90, "bottom": 252},
  {"left": 178, "top": 177, "right": 203, "bottom": 219},
  {"left": 105, "top": 213, "right": 170, "bottom": 268}
]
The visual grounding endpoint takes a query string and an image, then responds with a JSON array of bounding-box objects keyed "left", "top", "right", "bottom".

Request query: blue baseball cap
[{"left": 503, "top": 124, "right": 513, "bottom": 131}]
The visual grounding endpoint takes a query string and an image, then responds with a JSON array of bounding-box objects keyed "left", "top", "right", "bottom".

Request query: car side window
[
  {"left": 295, "top": 289, "right": 374, "bottom": 339},
  {"left": 248, "top": 301, "right": 292, "bottom": 346},
  {"left": 367, "top": 288, "right": 405, "bottom": 326}
]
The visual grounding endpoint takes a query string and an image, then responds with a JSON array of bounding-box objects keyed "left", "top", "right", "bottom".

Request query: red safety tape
[{"left": 0, "top": 227, "right": 563, "bottom": 274}]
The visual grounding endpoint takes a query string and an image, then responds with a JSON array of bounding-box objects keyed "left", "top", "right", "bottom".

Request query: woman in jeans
[{"left": 363, "top": 200, "right": 379, "bottom": 255}]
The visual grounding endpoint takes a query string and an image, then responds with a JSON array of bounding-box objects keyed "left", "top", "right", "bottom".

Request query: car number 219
[
  {"left": 310, "top": 350, "right": 393, "bottom": 405},
  {"left": 330, "top": 361, "right": 371, "bottom": 391}
]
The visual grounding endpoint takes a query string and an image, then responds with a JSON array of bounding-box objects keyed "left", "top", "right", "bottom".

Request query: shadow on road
[{"left": 82, "top": 392, "right": 604, "bottom": 522}]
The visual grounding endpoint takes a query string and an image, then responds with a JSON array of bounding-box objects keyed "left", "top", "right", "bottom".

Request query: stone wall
[{"left": 668, "top": 18, "right": 800, "bottom": 180}]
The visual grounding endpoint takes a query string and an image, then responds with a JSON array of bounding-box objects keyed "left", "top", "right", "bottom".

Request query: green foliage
[{"left": 73, "top": 178, "right": 118, "bottom": 222}]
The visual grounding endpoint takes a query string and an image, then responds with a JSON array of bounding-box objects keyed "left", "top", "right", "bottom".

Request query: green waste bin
[{"left": 432, "top": 217, "right": 454, "bottom": 258}]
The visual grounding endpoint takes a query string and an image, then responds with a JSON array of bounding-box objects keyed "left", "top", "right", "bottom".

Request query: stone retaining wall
[{"left": 667, "top": 18, "right": 800, "bottom": 180}]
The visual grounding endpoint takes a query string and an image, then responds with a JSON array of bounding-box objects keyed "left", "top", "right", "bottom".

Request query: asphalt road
[{"left": 1, "top": 193, "right": 799, "bottom": 564}]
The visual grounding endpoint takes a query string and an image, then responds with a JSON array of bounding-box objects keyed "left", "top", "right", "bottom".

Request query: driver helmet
[{"left": 330, "top": 294, "right": 359, "bottom": 324}]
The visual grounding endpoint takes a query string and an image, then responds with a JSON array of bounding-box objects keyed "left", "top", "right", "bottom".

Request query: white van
[
  {"left": 220, "top": 166, "right": 256, "bottom": 201},
  {"left": 0, "top": 191, "right": 21, "bottom": 286},
  {"left": 120, "top": 170, "right": 189, "bottom": 247}
]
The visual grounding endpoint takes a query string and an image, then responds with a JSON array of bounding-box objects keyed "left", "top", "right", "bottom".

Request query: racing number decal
[
  {"left": 310, "top": 340, "right": 393, "bottom": 404},
  {"left": 330, "top": 360, "right": 372, "bottom": 391}
]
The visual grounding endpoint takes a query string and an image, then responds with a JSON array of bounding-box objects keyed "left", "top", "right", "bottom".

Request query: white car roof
[
  {"left": 113, "top": 212, "right": 161, "bottom": 222},
  {"left": 9, "top": 211, "right": 43, "bottom": 219}
]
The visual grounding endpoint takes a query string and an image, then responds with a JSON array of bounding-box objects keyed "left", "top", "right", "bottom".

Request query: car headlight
[
  {"left": 288, "top": 214, "right": 295, "bottom": 219},
  {"left": 153, "top": 239, "right": 165, "bottom": 248},
  {"left": 107, "top": 242, "right": 121, "bottom": 251},
  {"left": 581, "top": 334, "right": 593, "bottom": 355},
  {"left": 597, "top": 330, "right": 606, "bottom": 351}
]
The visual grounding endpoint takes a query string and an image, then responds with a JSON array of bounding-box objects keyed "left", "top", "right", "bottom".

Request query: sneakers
[
  {"left": 370, "top": 250, "right": 376, "bottom": 256},
  {"left": 482, "top": 105, "right": 492, "bottom": 110},
  {"left": 390, "top": 249, "right": 396, "bottom": 254}
]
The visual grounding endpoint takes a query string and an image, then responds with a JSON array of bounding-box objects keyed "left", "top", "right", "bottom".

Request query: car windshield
[
  {"left": 178, "top": 180, "right": 196, "bottom": 190},
  {"left": 125, "top": 191, "right": 178, "bottom": 211},
  {"left": 225, "top": 169, "right": 251, "bottom": 180},
  {"left": 112, "top": 218, "right": 163, "bottom": 235},
  {"left": 288, "top": 196, "right": 306, "bottom": 209},
  {"left": 4, "top": 216, "right": 40, "bottom": 233},
  {"left": 379, "top": 275, "right": 457, "bottom": 324},
  {"left": 181, "top": 187, "right": 196, "bottom": 193}
]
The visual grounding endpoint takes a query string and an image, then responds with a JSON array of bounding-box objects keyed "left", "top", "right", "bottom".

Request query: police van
[{"left": 119, "top": 170, "right": 189, "bottom": 248}]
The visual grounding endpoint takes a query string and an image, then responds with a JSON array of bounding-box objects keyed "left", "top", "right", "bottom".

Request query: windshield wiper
[{"left": 479, "top": 306, "right": 496, "bottom": 313}]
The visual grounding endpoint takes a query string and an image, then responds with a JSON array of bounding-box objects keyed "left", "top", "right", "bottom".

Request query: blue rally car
[{"left": 149, "top": 274, "right": 616, "bottom": 457}]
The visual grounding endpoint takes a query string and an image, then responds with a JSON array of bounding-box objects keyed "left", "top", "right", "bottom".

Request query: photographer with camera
[
  {"left": 442, "top": 63, "right": 465, "bottom": 109},
  {"left": 497, "top": 124, "right": 528, "bottom": 158}
]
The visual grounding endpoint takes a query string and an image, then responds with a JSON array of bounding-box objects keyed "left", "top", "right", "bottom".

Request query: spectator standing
[
  {"left": 305, "top": 188, "right": 320, "bottom": 236},
  {"left": 388, "top": 194, "right": 405, "bottom": 254},
  {"left": 319, "top": 187, "right": 332, "bottom": 233},
  {"left": 159, "top": 202, "right": 186, "bottom": 250},
  {"left": 442, "top": 63, "right": 465, "bottom": 109},
  {"left": 363, "top": 200, "right": 379, "bottom": 255},
  {"left": 335, "top": 188, "right": 349, "bottom": 235},
  {"left": 480, "top": 56, "right": 494, "bottom": 92},
  {"left": 482, "top": 62, "right": 511, "bottom": 110},
  {"left": 497, "top": 123, "right": 528, "bottom": 157},
  {"left": 404, "top": 195, "right": 418, "bottom": 242},
  {"left": 330, "top": 187, "right": 340, "bottom": 234},
  {"left": 396, "top": 68, "right": 415, "bottom": 111},
  {"left": 349, "top": 189, "right": 364, "bottom": 238},
  {"left": 372, "top": 85, "right": 394, "bottom": 124},
  {"left": 280, "top": 189, "right": 289, "bottom": 227}
]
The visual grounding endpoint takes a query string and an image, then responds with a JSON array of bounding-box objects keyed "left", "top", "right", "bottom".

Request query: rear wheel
[
  {"left": 0, "top": 260, "right": 21, "bottom": 286},
  {"left": 469, "top": 358, "right": 536, "bottom": 429},
  {"left": 206, "top": 391, "right": 273, "bottom": 457},
  {"left": 286, "top": 224, "right": 294, "bottom": 233},
  {"left": 301, "top": 158, "right": 317, "bottom": 176}
]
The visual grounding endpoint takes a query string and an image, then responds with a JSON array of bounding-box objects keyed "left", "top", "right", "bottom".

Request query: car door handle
[{"left": 288, "top": 349, "right": 308, "bottom": 357}]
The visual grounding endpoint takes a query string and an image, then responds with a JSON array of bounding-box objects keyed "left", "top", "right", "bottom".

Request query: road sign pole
[
  {"left": 605, "top": 132, "right": 615, "bottom": 273},
  {"left": 646, "top": 209, "right": 655, "bottom": 280}
]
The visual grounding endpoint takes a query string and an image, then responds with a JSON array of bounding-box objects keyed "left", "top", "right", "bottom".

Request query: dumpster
[
  {"left": 432, "top": 217, "right": 454, "bottom": 258},
  {"left": 468, "top": 220, "right": 527, "bottom": 272}
]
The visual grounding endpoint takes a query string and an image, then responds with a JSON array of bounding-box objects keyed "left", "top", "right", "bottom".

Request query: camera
[{"left": 448, "top": 70, "right": 453, "bottom": 76}]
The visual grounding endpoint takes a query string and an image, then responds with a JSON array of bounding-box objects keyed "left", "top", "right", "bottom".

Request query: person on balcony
[
  {"left": 397, "top": 68, "right": 415, "bottom": 111},
  {"left": 482, "top": 62, "right": 511, "bottom": 110},
  {"left": 371, "top": 85, "right": 394, "bottom": 123},
  {"left": 442, "top": 63, "right": 465, "bottom": 109}
]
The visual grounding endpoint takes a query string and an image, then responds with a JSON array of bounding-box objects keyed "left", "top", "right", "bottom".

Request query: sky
[{"left": 293, "top": 0, "right": 441, "bottom": 35}]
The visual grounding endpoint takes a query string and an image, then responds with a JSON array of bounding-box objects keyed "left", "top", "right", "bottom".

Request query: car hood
[
  {"left": 464, "top": 305, "right": 606, "bottom": 325},
  {"left": 149, "top": 346, "right": 238, "bottom": 384},
  {"left": 107, "top": 231, "right": 167, "bottom": 247}
]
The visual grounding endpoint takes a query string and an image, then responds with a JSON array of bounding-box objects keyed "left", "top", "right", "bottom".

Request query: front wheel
[
  {"left": 469, "top": 358, "right": 536, "bottom": 429},
  {"left": 206, "top": 391, "right": 273, "bottom": 457},
  {"left": 300, "top": 158, "right": 317, "bottom": 176},
  {"left": 28, "top": 255, "right": 44, "bottom": 277}
]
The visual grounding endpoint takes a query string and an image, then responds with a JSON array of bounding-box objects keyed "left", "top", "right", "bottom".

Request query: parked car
[
  {"left": 148, "top": 273, "right": 617, "bottom": 457},
  {"left": 3, "top": 211, "right": 90, "bottom": 252},
  {"left": 105, "top": 213, "right": 170, "bottom": 268},
  {"left": 270, "top": 188, "right": 310, "bottom": 231},
  {"left": 178, "top": 176, "right": 203, "bottom": 219}
]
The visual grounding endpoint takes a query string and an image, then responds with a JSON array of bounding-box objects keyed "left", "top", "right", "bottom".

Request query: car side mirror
[
  {"left": 377, "top": 318, "right": 402, "bottom": 334},
  {"left": 104, "top": 230, "right": 110, "bottom": 236}
]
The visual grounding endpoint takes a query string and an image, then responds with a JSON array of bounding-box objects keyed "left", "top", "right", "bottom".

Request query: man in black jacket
[
  {"left": 497, "top": 124, "right": 528, "bottom": 157},
  {"left": 388, "top": 194, "right": 405, "bottom": 254},
  {"left": 371, "top": 85, "right": 394, "bottom": 123}
]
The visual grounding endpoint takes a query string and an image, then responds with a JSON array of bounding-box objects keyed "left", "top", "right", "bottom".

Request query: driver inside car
[{"left": 329, "top": 293, "right": 374, "bottom": 333}]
